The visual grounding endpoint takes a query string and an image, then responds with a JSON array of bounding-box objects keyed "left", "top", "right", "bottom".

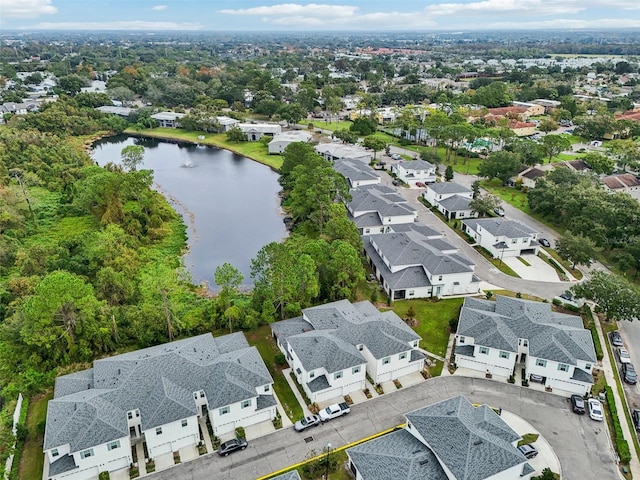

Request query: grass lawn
[
  {"left": 124, "top": 127, "right": 283, "bottom": 170},
  {"left": 245, "top": 325, "right": 304, "bottom": 422},
  {"left": 517, "top": 433, "right": 539, "bottom": 447},
  {"left": 480, "top": 179, "right": 532, "bottom": 215},
  {"left": 19, "top": 391, "right": 53, "bottom": 480},
  {"left": 308, "top": 120, "right": 353, "bottom": 132},
  {"left": 386, "top": 298, "right": 464, "bottom": 358}
]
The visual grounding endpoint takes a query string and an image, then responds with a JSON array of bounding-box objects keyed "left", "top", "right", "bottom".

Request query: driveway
[
  {"left": 502, "top": 254, "right": 562, "bottom": 282},
  {"left": 146, "top": 376, "right": 618, "bottom": 480}
]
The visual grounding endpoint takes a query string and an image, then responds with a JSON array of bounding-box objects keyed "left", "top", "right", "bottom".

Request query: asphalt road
[
  {"left": 148, "top": 376, "right": 617, "bottom": 480},
  {"left": 616, "top": 320, "right": 640, "bottom": 417},
  {"left": 376, "top": 166, "right": 570, "bottom": 300}
]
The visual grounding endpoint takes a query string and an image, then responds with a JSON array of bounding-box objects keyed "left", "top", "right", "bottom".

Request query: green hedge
[
  {"left": 605, "top": 386, "right": 632, "bottom": 463},
  {"left": 583, "top": 308, "right": 604, "bottom": 361}
]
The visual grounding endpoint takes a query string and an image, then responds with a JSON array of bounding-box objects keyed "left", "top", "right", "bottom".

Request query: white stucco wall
[{"left": 144, "top": 416, "right": 199, "bottom": 459}]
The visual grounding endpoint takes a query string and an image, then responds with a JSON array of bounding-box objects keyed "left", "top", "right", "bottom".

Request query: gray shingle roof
[
  {"left": 48, "top": 454, "right": 78, "bottom": 477},
  {"left": 272, "top": 300, "right": 422, "bottom": 366},
  {"left": 270, "top": 470, "right": 302, "bottom": 480},
  {"left": 397, "top": 159, "right": 435, "bottom": 171},
  {"left": 462, "top": 218, "right": 537, "bottom": 239},
  {"left": 347, "top": 429, "right": 448, "bottom": 480},
  {"left": 308, "top": 374, "right": 331, "bottom": 393},
  {"left": 45, "top": 333, "right": 272, "bottom": 453},
  {"left": 405, "top": 396, "right": 524, "bottom": 480},
  {"left": 457, "top": 296, "right": 596, "bottom": 365},
  {"left": 438, "top": 195, "right": 473, "bottom": 213},
  {"left": 348, "top": 186, "right": 412, "bottom": 217},
  {"left": 427, "top": 182, "right": 472, "bottom": 195},
  {"left": 368, "top": 231, "right": 474, "bottom": 276},
  {"left": 334, "top": 159, "right": 380, "bottom": 186},
  {"left": 287, "top": 331, "right": 365, "bottom": 373}
]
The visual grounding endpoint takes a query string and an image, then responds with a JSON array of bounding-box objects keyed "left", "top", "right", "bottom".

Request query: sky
[{"left": 1, "top": 0, "right": 640, "bottom": 32}]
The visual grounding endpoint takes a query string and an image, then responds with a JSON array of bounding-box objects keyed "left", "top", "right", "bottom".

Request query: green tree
[
  {"left": 350, "top": 117, "right": 378, "bottom": 135},
  {"left": 571, "top": 270, "right": 640, "bottom": 322},
  {"left": 18, "top": 271, "right": 107, "bottom": 367},
  {"left": 362, "top": 136, "right": 387, "bottom": 160},
  {"left": 444, "top": 165, "right": 454, "bottom": 182},
  {"left": 226, "top": 126, "right": 247, "bottom": 143},
  {"left": 214, "top": 262, "right": 244, "bottom": 313},
  {"left": 277, "top": 103, "right": 307, "bottom": 126},
  {"left": 57, "top": 74, "right": 89, "bottom": 95},
  {"left": 540, "top": 135, "right": 571, "bottom": 163},
  {"left": 470, "top": 194, "right": 501, "bottom": 217},
  {"left": 478, "top": 151, "right": 522, "bottom": 185},
  {"left": 555, "top": 232, "right": 600, "bottom": 269},
  {"left": 583, "top": 152, "right": 614, "bottom": 175},
  {"left": 333, "top": 129, "right": 358, "bottom": 144},
  {"left": 120, "top": 144, "right": 145, "bottom": 171},
  {"left": 538, "top": 118, "right": 558, "bottom": 135}
]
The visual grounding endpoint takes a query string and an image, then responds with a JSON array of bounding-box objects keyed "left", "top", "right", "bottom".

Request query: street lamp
[{"left": 325, "top": 442, "right": 332, "bottom": 480}]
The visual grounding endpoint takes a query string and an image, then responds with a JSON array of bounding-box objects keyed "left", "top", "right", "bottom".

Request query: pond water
[{"left": 91, "top": 135, "right": 287, "bottom": 288}]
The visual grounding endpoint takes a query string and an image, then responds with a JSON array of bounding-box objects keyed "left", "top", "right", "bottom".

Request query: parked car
[
  {"left": 391, "top": 153, "right": 402, "bottom": 160},
  {"left": 392, "top": 179, "right": 401, "bottom": 186},
  {"left": 570, "top": 394, "right": 586, "bottom": 414},
  {"left": 555, "top": 291, "right": 583, "bottom": 309},
  {"left": 416, "top": 181, "right": 425, "bottom": 187},
  {"left": 610, "top": 331, "right": 624, "bottom": 347},
  {"left": 632, "top": 409, "right": 640, "bottom": 431},
  {"left": 618, "top": 347, "right": 632, "bottom": 364},
  {"left": 319, "top": 402, "right": 351, "bottom": 422},
  {"left": 539, "top": 238, "right": 551, "bottom": 247},
  {"left": 587, "top": 398, "right": 604, "bottom": 421},
  {"left": 493, "top": 207, "right": 505, "bottom": 217},
  {"left": 622, "top": 363, "right": 638, "bottom": 385},
  {"left": 218, "top": 437, "right": 247, "bottom": 456},
  {"left": 294, "top": 415, "right": 321, "bottom": 432},
  {"left": 518, "top": 444, "right": 539, "bottom": 459}
]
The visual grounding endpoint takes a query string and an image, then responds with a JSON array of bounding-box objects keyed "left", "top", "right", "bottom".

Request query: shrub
[
  {"left": 274, "top": 352, "right": 287, "bottom": 366},
  {"left": 552, "top": 297, "right": 562, "bottom": 306},
  {"left": 448, "top": 317, "right": 459, "bottom": 332},
  {"left": 98, "top": 471, "right": 111, "bottom": 480},
  {"left": 399, "top": 138, "right": 412, "bottom": 146},
  {"left": 605, "top": 386, "right": 632, "bottom": 463},
  {"left": 235, "top": 426, "right": 245, "bottom": 439}
]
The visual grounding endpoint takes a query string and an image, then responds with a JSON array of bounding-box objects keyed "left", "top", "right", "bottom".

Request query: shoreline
[{"left": 123, "top": 127, "right": 283, "bottom": 173}]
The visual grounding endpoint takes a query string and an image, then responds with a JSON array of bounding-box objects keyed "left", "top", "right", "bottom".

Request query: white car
[
  {"left": 618, "top": 347, "right": 631, "bottom": 364},
  {"left": 587, "top": 398, "right": 604, "bottom": 422}
]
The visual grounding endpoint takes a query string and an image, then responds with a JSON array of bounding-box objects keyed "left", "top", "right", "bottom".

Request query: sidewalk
[
  {"left": 592, "top": 305, "right": 640, "bottom": 479},
  {"left": 282, "top": 368, "right": 312, "bottom": 417}
]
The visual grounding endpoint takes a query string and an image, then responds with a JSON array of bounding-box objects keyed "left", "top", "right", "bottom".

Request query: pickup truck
[{"left": 319, "top": 402, "right": 350, "bottom": 422}]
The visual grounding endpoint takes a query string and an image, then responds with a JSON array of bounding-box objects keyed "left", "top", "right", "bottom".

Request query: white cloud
[
  {"left": 152, "top": 5, "right": 168, "bottom": 11},
  {"left": 423, "top": 0, "right": 585, "bottom": 17},
  {"left": 24, "top": 21, "right": 203, "bottom": 30},
  {"left": 0, "top": 0, "right": 57, "bottom": 19},
  {"left": 219, "top": 3, "right": 358, "bottom": 17}
]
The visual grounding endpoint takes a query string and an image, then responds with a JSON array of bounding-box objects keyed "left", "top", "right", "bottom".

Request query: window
[
  {"left": 357, "top": 344, "right": 363, "bottom": 351},
  {"left": 334, "top": 371, "right": 343, "bottom": 380},
  {"left": 200, "top": 391, "right": 205, "bottom": 398},
  {"left": 193, "top": 393, "right": 198, "bottom": 400},
  {"left": 264, "top": 385, "right": 270, "bottom": 392},
  {"left": 51, "top": 449, "right": 59, "bottom": 458},
  {"left": 352, "top": 366, "right": 361, "bottom": 374},
  {"left": 399, "top": 352, "right": 407, "bottom": 360},
  {"left": 382, "top": 357, "right": 391, "bottom": 365},
  {"left": 309, "top": 371, "right": 315, "bottom": 379},
  {"left": 107, "top": 441, "right": 120, "bottom": 451},
  {"left": 511, "top": 239, "right": 518, "bottom": 244},
  {"left": 499, "top": 351, "right": 510, "bottom": 359},
  {"left": 558, "top": 363, "right": 569, "bottom": 372},
  {"left": 523, "top": 340, "right": 528, "bottom": 347},
  {"left": 408, "top": 290, "right": 415, "bottom": 296},
  {"left": 156, "top": 427, "right": 163, "bottom": 435},
  {"left": 365, "top": 228, "right": 370, "bottom": 234},
  {"left": 585, "top": 364, "right": 592, "bottom": 370},
  {"left": 479, "top": 347, "right": 489, "bottom": 355},
  {"left": 127, "top": 411, "right": 133, "bottom": 420},
  {"left": 182, "top": 419, "right": 188, "bottom": 427},
  {"left": 413, "top": 341, "right": 418, "bottom": 348},
  {"left": 80, "top": 449, "right": 94, "bottom": 459},
  {"left": 241, "top": 399, "right": 251, "bottom": 409},
  {"left": 219, "top": 406, "right": 230, "bottom": 415},
  {"left": 536, "top": 359, "right": 547, "bottom": 367},
  {"left": 438, "top": 275, "right": 443, "bottom": 282},
  {"left": 458, "top": 336, "right": 465, "bottom": 344}
]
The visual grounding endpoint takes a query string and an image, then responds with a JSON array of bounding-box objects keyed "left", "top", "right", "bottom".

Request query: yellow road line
[{"left": 256, "top": 423, "right": 406, "bottom": 480}]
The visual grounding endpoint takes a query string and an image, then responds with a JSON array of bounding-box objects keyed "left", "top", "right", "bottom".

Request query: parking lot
[{"left": 147, "top": 376, "right": 618, "bottom": 480}]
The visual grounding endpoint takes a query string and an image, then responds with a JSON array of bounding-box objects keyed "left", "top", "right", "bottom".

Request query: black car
[
  {"left": 218, "top": 437, "right": 247, "bottom": 456},
  {"left": 632, "top": 409, "right": 640, "bottom": 431},
  {"left": 570, "top": 394, "right": 586, "bottom": 414},
  {"left": 610, "top": 331, "right": 624, "bottom": 347},
  {"left": 518, "top": 444, "right": 539, "bottom": 459},
  {"left": 539, "top": 238, "right": 551, "bottom": 248},
  {"left": 622, "top": 363, "right": 638, "bottom": 385}
]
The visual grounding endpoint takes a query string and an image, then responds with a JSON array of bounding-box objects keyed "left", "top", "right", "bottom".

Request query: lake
[{"left": 91, "top": 135, "right": 287, "bottom": 288}]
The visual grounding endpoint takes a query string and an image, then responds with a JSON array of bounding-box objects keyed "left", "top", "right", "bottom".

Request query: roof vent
[
  {"left": 117, "top": 368, "right": 121, "bottom": 375},
  {"left": 473, "top": 440, "right": 483, "bottom": 446},
  {"left": 419, "top": 459, "right": 429, "bottom": 465},
  {"left": 412, "top": 449, "right": 422, "bottom": 455},
  {"left": 446, "top": 410, "right": 456, "bottom": 415}
]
